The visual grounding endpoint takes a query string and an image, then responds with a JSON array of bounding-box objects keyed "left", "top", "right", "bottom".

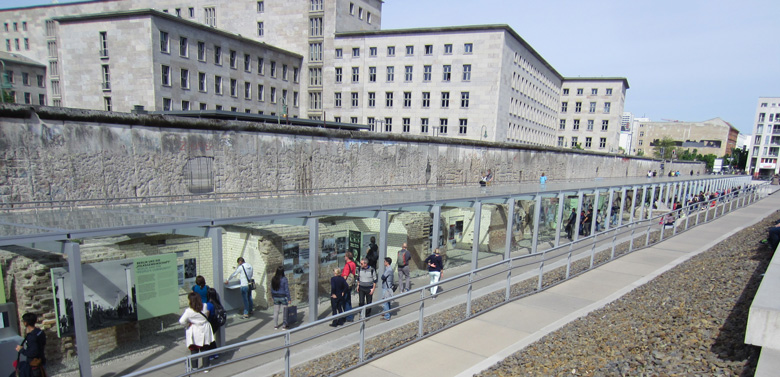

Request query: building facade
[
  {"left": 328, "top": 25, "right": 563, "bottom": 144},
  {"left": 0, "top": 51, "right": 47, "bottom": 105},
  {"left": 1, "top": 0, "right": 629, "bottom": 147},
  {"left": 557, "top": 78, "right": 628, "bottom": 152},
  {"left": 54, "top": 10, "right": 301, "bottom": 114},
  {"left": 745, "top": 97, "right": 780, "bottom": 177},
  {"left": 633, "top": 117, "right": 738, "bottom": 158}
]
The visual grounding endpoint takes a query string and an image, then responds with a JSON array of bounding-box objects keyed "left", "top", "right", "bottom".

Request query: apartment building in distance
[
  {"left": 0, "top": 50, "right": 46, "bottom": 105},
  {"left": 557, "top": 78, "right": 629, "bottom": 152},
  {"left": 745, "top": 97, "right": 780, "bottom": 177},
  {"left": 633, "top": 117, "right": 738, "bottom": 158},
  {"left": 53, "top": 9, "right": 301, "bottom": 114},
  {"left": 330, "top": 25, "right": 563, "bottom": 144}
]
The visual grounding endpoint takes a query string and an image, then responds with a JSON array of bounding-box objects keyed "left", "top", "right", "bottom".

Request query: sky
[{"left": 3, "top": 0, "right": 778, "bottom": 134}]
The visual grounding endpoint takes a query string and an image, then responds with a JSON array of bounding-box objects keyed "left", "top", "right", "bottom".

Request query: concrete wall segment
[{"left": 0, "top": 104, "right": 705, "bottom": 204}]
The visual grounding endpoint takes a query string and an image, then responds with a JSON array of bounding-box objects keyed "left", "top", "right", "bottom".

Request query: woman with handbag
[
  {"left": 12, "top": 312, "right": 46, "bottom": 377},
  {"left": 179, "top": 292, "right": 215, "bottom": 370},
  {"left": 270, "top": 266, "right": 291, "bottom": 329}
]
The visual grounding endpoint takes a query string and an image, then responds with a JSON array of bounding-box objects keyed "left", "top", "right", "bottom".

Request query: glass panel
[
  {"left": 511, "top": 199, "right": 535, "bottom": 255},
  {"left": 538, "top": 197, "right": 559, "bottom": 248}
]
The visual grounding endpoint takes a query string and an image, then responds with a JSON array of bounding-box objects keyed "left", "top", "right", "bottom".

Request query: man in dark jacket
[
  {"left": 565, "top": 208, "right": 577, "bottom": 239},
  {"left": 366, "top": 236, "right": 379, "bottom": 271},
  {"left": 14, "top": 312, "right": 46, "bottom": 377},
  {"left": 329, "top": 268, "right": 348, "bottom": 327}
]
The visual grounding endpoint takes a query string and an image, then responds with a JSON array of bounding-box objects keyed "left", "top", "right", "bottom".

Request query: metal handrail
[{"left": 123, "top": 183, "right": 767, "bottom": 377}]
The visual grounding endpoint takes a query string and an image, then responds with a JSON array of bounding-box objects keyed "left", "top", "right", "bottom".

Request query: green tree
[
  {"left": 652, "top": 137, "right": 678, "bottom": 159},
  {"left": 698, "top": 154, "right": 718, "bottom": 170},
  {"left": 729, "top": 147, "right": 748, "bottom": 170},
  {"left": 571, "top": 142, "right": 582, "bottom": 150},
  {"left": 678, "top": 148, "right": 698, "bottom": 161}
]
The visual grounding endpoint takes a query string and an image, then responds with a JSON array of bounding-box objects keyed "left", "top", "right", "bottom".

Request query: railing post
[
  {"left": 589, "top": 237, "right": 596, "bottom": 269},
  {"left": 611, "top": 229, "right": 618, "bottom": 259},
  {"left": 359, "top": 307, "right": 366, "bottom": 362},
  {"left": 466, "top": 272, "right": 473, "bottom": 318},
  {"left": 285, "top": 332, "right": 291, "bottom": 377},
  {"left": 566, "top": 244, "right": 573, "bottom": 279},
  {"left": 505, "top": 259, "right": 512, "bottom": 302},
  {"left": 659, "top": 219, "right": 665, "bottom": 241},
  {"left": 644, "top": 224, "right": 652, "bottom": 247},
  {"left": 537, "top": 251, "right": 545, "bottom": 291},
  {"left": 704, "top": 203, "right": 710, "bottom": 222},
  {"left": 418, "top": 290, "right": 425, "bottom": 339},
  {"left": 629, "top": 227, "right": 636, "bottom": 252}
]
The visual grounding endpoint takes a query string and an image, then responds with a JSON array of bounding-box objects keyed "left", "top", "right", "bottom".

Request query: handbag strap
[{"left": 241, "top": 265, "right": 250, "bottom": 280}]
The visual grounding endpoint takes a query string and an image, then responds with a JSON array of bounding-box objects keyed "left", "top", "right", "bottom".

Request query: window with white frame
[
  {"left": 439, "top": 118, "right": 448, "bottom": 134},
  {"left": 462, "top": 64, "right": 471, "bottom": 81},
  {"left": 368, "top": 92, "right": 375, "bottom": 107},
  {"left": 230, "top": 78, "right": 237, "bottom": 97},
  {"left": 441, "top": 92, "right": 449, "bottom": 108},
  {"left": 351, "top": 67, "right": 359, "bottom": 82},
  {"left": 161, "top": 65, "right": 171, "bottom": 86},
  {"left": 334, "top": 92, "right": 342, "bottom": 107},
  {"left": 423, "top": 65, "right": 432, "bottom": 81},
  {"left": 244, "top": 82, "right": 252, "bottom": 99},
  {"left": 198, "top": 72, "right": 206, "bottom": 91},
  {"left": 309, "top": 43, "right": 322, "bottom": 62},
  {"left": 459, "top": 119, "right": 468, "bottom": 134},
  {"left": 179, "top": 37, "right": 188, "bottom": 57},
  {"left": 159, "top": 31, "right": 169, "bottom": 53},
  {"left": 369, "top": 47, "right": 377, "bottom": 57},
  {"left": 406, "top": 45, "right": 414, "bottom": 55},
  {"left": 403, "top": 92, "right": 411, "bottom": 107},
  {"left": 464, "top": 43, "right": 473, "bottom": 53},
  {"left": 442, "top": 65, "right": 451, "bottom": 81},
  {"left": 310, "top": 17, "right": 322, "bottom": 36},
  {"left": 180, "top": 68, "right": 189, "bottom": 89},
  {"left": 599, "top": 137, "right": 606, "bottom": 148},
  {"left": 258, "top": 84, "right": 264, "bottom": 101},
  {"left": 197, "top": 41, "right": 205, "bottom": 61},
  {"left": 387, "top": 46, "right": 395, "bottom": 56},
  {"left": 422, "top": 92, "right": 430, "bottom": 108},
  {"left": 309, "top": 68, "right": 322, "bottom": 85},
  {"left": 460, "top": 92, "right": 469, "bottom": 108},
  {"left": 425, "top": 45, "right": 433, "bottom": 55},
  {"left": 335, "top": 67, "right": 342, "bottom": 83},
  {"left": 386, "top": 66, "right": 394, "bottom": 82},
  {"left": 444, "top": 44, "right": 452, "bottom": 54},
  {"left": 214, "top": 46, "right": 222, "bottom": 65},
  {"left": 385, "top": 92, "right": 393, "bottom": 107},
  {"left": 257, "top": 22, "right": 264, "bottom": 37},
  {"left": 404, "top": 66, "right": 413, "bottom": 81},
  {"left": 421, "top": 118, "right": 429, "bottom": 133},
  {"left": 601, "top": 120, "right": 609, "bottom": 131},
  {"left": 204, "top": 7, "right": 216, "bottom": 27},
  {"left": 351, "top": 92, "right": 358, "bottom": 107}
]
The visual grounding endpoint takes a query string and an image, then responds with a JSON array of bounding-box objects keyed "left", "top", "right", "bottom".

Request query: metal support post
[
  {"left": 648, "top": 185, "right": 657, "bottom": 219},
  {"left": 605, "top": 189, "right": 614, "bottom": 231},
  {"left": 555, "top": 192, "right": 565, "bottom": 247},
  {"left": 504, "top": 198, "right": 515, "bottom": 259},
  {"left": 307, "top": 217, "right": 319, "bottom": 323},
  {"left": 472, "top": 201, "right": 482, "bottom": 270},
  {"left": 639, "top": 185, "right": 648, "bottom": 222},
  {"left": 590, "top": 189, "right": 600, "bottom": 236},
  {"left": 378, "top": 210, "right": 389, "bottom": 297},
  {"left": 628, "top": 187, "right": 636, "bottom": 224},
  {"left": 208, "top": 227, "right": 226, "bottom": 347},
  {"left": 573, "top": 191, "right": 584, "bottom": 242},
  {"left": 618, "top": 187, "right": 626, "bottom": 227},
  {"left": 432, "top": 205, "right": 441, "bottom": 254},
  {"left": 531, "top": 195, "right": 542, "bottom": 253},
  {"left": 64, "top": 241, "right": 93, "bottom": 377}
]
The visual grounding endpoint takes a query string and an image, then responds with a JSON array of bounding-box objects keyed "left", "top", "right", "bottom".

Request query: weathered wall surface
[{"left": 0, "top": 105, "right": 705, "bottom": 204}]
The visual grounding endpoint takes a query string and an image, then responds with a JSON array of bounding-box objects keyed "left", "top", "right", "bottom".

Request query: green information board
[
  {"left": 348, "top": 230, "right": 362, "bottom": 257},
  {"left": 134, "top": 254, "right": 178, "bottom": 321}
]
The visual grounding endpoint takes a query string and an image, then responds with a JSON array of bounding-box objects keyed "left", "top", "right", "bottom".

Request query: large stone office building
[
  {"left": 557, "top": 78, "right": 629, "bottom": 152},
  {"left": 0, "top": 51, "right": 47, "bottom": 105},
  {"left": 1, "top": 0, "right": 629, "bottom": 147}
]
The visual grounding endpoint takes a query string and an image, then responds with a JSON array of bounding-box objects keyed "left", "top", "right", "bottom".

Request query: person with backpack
[
  {"left": 270, "top": 266, "right": 291, "bottom": 330},
  {"left": 205, "top": 288, "right": 225, "bottom": 361},
  {"left": 357, "top": 258, "right": 377, "bottom": 317},
  {"left": 179, "top": 292, "right": 214, "bottom": 370},
  {"left": 341, "top": 251, "right": 358, "bottom": 321}
]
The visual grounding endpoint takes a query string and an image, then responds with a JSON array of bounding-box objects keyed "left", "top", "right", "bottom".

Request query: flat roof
[
  {"left": 54, "top": 9, "right": 302, "bottom": 59},
  {"left": 562, "top": 77, "right": 630, "bottom": 89},
  {"left": 337, "top": 24, "right": 563, "bottom": 81},
  {"left": 0, "top": 175, "right": 729, "bottom": 247}
]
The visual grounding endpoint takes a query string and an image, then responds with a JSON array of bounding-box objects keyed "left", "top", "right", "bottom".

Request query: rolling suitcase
[{"left": 284, "top": 305, "right": 297, "bottom": 327}]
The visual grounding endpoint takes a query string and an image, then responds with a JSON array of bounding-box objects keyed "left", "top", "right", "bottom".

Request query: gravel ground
[{"left": 477, "top": 212, "right": 771, "bottom": 377}]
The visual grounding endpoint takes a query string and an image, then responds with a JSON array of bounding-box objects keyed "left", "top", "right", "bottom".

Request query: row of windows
[
  {"left": 507, "top": 123, "right": 554, "bottom": 145},
  {"left": 755, "top": 124, "right": 780, "bottom": 135},
  {"left": 2, "top": 71, "right": 45, "bottom": 87},
  {"left": 160, "top": 65, "right": 297, "bottom": 103},
  {"left": 559, "top": 119, "right": 610, "bottom": 131},
  {"left": 3, "top": 21, "right": 27, "bottom": 32},
  {"left": 362, "top": 117, "right": 469, "bottom": 135},
  {"left": 160, "top": 98, "right": 299, "bottom": 113},
  {"left": 562, "top": 87, "right": 614, "bottom": 96},
  {"left": 348, "top": 2, "right": 373, "bottom": 24},
  {"left": 159, "top": 31, "right": 299, "bottom": 82},
  {"left": 2, "top": 91, "right": 45, "bottom": 105},
  {"left": 4, "top": 38, "right": 30, "bottom": 52},
  {"left": 335, "top": 43, "right": 472, "bottom": 59},
  {"left": 513, "top": 52, "right": 557, "bottom": 97},
  {"left": 332, "top": 64, "right": 470, "bottom": 84},
  {"left": 557, "top": 136, "right": 608, "bottom": 149},
  {"left": 561, "top": 101, "right": 611, "bottom": 114},
  {"left": 757, "top": 113, "right": 780, "bottom": 123},
  {"left": 333, "top": 91, "right": 470, "bottom": 109},
  {"left": 511, "top": 72, "right": 558, "bottom": 114},
  {"left": 509, "top": 98, "right": 556, "bottom": 130}
]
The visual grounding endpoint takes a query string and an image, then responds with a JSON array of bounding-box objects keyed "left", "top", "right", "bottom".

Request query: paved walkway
[{"left": 343, "top": 189, "right": 780, "bottom": 377}]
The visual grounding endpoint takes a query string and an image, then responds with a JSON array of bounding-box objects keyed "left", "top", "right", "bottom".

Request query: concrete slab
[
  {"left": 546, "top": 269, "right": 636, "bottom": 301},
  {"left": 342, "top": 364, "right": 402, "bottom": 377},
  {"left": 477, "top": 302, "right": 566, "bottom": 334},
  {"left": 598, "top": 258, "right": 667, "bottom": 277},
  {"left": 427, "top": 318, "right": 530, "bottom": 357},
  {"left": 754, "top": 347, "right": 780, "bottom": 377},
  {"left": 359, "top": 338, "right": 485, "bottom": 377},
  {"left": 519, "top": 291, "right": 596, "bottom": 313}
]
